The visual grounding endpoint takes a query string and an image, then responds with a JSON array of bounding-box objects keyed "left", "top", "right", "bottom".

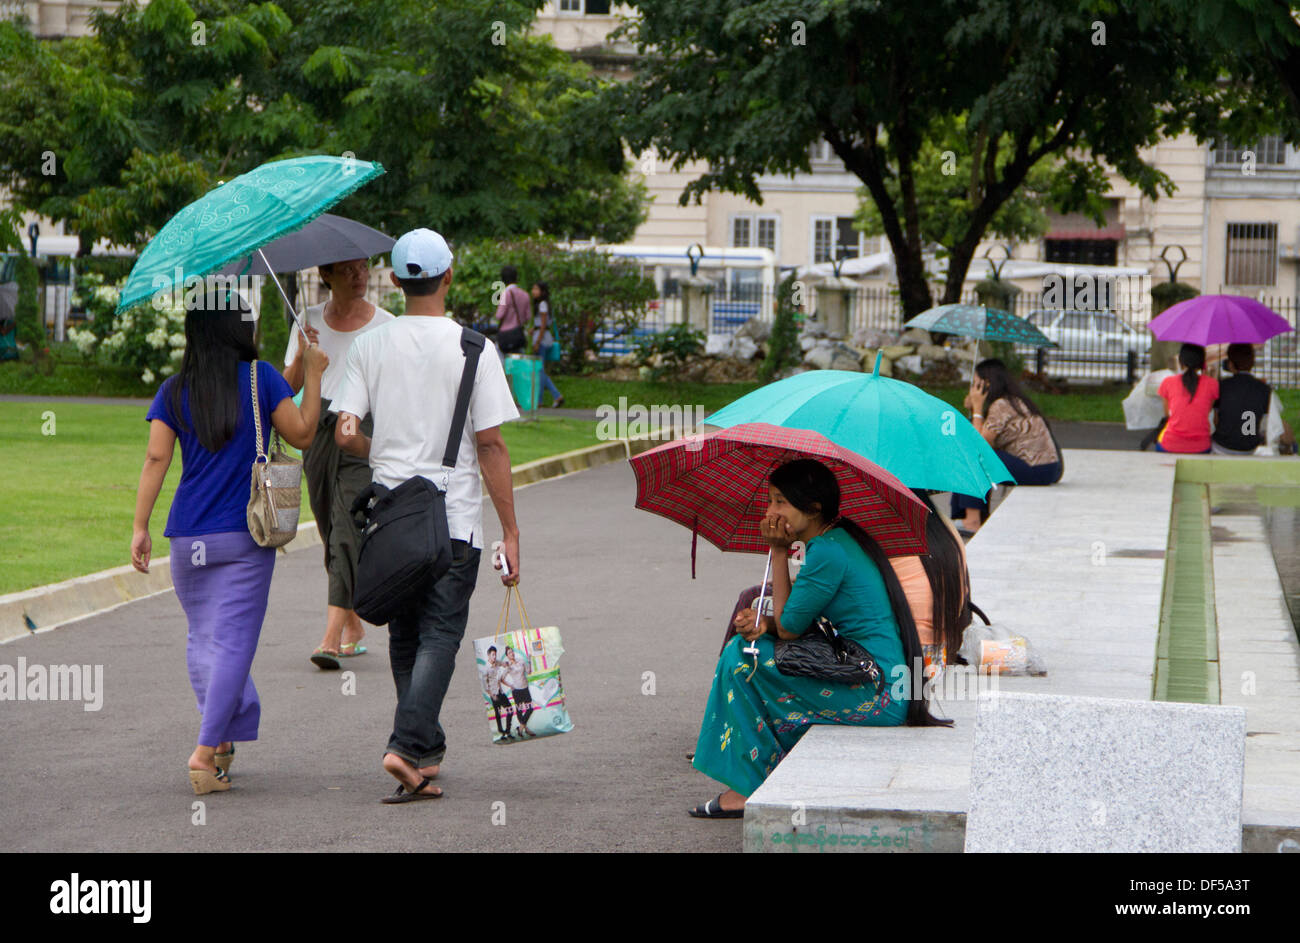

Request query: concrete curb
[{"left": 1, "top": 436, "right": 662, "bottom": 644}]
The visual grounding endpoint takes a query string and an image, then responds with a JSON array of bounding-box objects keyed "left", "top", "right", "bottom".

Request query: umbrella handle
[{"left": 257, "top": 248, "right": 308, "bottom": 340}]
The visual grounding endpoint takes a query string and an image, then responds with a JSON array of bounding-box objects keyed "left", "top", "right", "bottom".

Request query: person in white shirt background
[
  {"left": 334, "top": 228, "right": 521, "bottom": 802},
  {"left": 284, "top": 258, "right": 396, "bottom": 670}
]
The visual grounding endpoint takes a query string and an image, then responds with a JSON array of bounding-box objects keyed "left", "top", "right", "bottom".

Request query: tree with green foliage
[
  {"left": 853, "top": 114, "right": 1110, "bottom": 292},
  {"left": 0, "top": 1, "right": 645, "bottom": 255},
  {"left": 14, "top": 254, "right": 43, "bottom": 354},
  {"left": 258, "top": 278, "right": 289, "bottom": 367},
  {"left": 608, "top": 0, "right": 1253, "bottom": 319},
  {"left": 759, "top": 273, "right": 802, "bottom": 383}
]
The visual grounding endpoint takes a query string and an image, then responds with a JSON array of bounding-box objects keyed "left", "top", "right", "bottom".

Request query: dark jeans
[
  {"left": 386, "top": 539, "right": 481, "bottom": 768},
  {"left": 951, "top": 449, "right": 1062, "bottom": 516}
]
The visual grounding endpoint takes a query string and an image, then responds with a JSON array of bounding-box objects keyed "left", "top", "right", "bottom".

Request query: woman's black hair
[
  {"left": 1179, "top": 343, "right": 1205, "bottom": 398},
  {"left": 912, "top": 490, "right": 969, "bottom": 663},
  {"left": 166, "top": 288, "right": 258, "bottom": 454},
  {"left": 975, "top": 358, "right": 1042, "bottom": 420},
  {"left": 532, "top": 280, "right": 550, "bottom": 303},
  {"left": 769, "top": 460, "right": 952, "bottom": 728}
]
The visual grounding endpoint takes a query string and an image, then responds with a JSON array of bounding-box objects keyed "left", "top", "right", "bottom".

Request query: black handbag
[
  {"left": 773, "top": 617, "right": 885, "bottom": 691},
  {"left": 349, "top": 327, "right": 486, "bottom": 625},
  {"left": 498, "top": 325, "right": 525, "bottom": 353}
]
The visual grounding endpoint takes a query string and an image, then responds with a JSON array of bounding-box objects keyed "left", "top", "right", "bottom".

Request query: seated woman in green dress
[{"left": 689, "top": 459, "right": 950, "bottom": 818}]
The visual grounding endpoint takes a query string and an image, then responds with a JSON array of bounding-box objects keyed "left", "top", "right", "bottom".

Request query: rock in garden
[
  {"left": 705, "top": 334, "right": 729, "bottom": 356},
  {"left": 857, "top": 327, "right": 899, "bottom": 350},
  {"left": 799, "top": 334, "right": 819, "bottom": 352},
  {"left": 734, "top": 318, "right": 771, "bottom": 343},
  {"left": 901, "top": 327, "right": 932, "bottom": 346},
  {"left": 881, "top": 344, "right": 914, "bottom": 360},
  {"left": 917, "top": 343, "right": 950, "bottom": 362},
  {"left": 828, "top": 346, "right": 864, "bottom": 372},
  {"left": 894, "top": 354, "right": 923, "bottom": 375},
  {"left": 727, "top": 335, "right": 760, "bottom": 360}
]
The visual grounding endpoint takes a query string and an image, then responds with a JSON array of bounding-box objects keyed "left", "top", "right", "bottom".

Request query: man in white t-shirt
[
  {"left": 333, "top": 228, "right": 520, "bottom": 803},
  {"left": 283, "top": 258, "right": 395, "bottom": 671}
]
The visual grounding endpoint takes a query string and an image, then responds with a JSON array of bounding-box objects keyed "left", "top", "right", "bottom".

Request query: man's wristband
[{"left": 972, "top": 413, "right": 983, "bottom": 420}]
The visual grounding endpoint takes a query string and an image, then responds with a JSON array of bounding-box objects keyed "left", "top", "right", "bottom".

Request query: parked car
[{"left": 1024, "top": 308, "right": 1151, "bottom": 360}]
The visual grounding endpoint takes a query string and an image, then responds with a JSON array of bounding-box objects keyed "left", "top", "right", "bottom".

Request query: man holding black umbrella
[{"left": 284, "top": 257, "right": 396, "bottom": 669}]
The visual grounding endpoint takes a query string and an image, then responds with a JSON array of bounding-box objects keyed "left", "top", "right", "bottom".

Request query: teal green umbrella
[
  {"left": 116, "top": 155, "right": 384, "bottom": 315},
  {"left": 703, "top": 353, "right": 1012, "bottom": 497},
  {"left": 903, "top": 303, "right": 1054, "bottom": 347}
]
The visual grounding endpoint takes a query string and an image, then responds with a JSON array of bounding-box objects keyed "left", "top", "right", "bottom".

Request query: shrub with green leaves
[
  {"left": 632, "top": 322, "right": 705, "bottom": 380},
  {"left": 759, "top": 272, "right": 802, "bottom": 383},
  {"left": 258, "top": 281, "right": 288, "bottom": 367},
  {"left": 14, "top": 253, "right": 42, "bottom": 351},
  {"left": 447, "top": 236, "right": 656, "bottom": 370}
]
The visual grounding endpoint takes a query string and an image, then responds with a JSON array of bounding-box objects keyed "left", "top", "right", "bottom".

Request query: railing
[{"left": 582, "top": 284, "right": 1300, "bottom": 388}]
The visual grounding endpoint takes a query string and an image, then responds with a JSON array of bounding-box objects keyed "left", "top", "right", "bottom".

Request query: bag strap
[
  {"left": 250, "top": 360, "right": 267, "bottom": 463},
  {"left": 494, "top": 583, "right": 534, "bottom": 643},
  {"left": 442, "top": 327, "right": 486, "bottom": 470}
]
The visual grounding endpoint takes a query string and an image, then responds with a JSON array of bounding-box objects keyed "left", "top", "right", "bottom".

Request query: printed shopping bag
[{"left": 473, "top": 584, "right": 574, "bottom": 744}]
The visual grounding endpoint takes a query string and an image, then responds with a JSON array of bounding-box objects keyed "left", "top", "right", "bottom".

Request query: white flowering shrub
[{"left": 71, "top": 271, "right": 187, "bottom": 385}]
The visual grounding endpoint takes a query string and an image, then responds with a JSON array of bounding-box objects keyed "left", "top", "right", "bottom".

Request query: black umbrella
[{"left": 217, "top": 213, "right": 395, "bottom": 276}]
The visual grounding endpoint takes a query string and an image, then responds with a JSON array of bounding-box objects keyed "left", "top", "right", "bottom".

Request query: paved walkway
[{"left": 0, "top": 460, "right": 765, "bottom": 852}]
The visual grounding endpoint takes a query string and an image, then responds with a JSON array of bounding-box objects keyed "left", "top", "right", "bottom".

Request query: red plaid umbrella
[{"left": 629, "top": 423, "right": 928, "bottom": 574}]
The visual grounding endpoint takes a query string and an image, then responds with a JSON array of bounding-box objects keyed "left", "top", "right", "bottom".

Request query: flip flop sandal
[
  {"left": 339, "top": 642, "right": 368, "bottom": 657},
  {"left": 189, "top": 766, "right": 232, "bottom": 795},
  {"left": 381, "top": 777, "right": 442, "bottom": 804},
  {"left": 214, "top": 743, "right": 235, "bottom": 773},
  {"left": 310, "top": 648, "right": 341, "bottom": 670},
  {"left": 688, "top": 793, "right": 743, "bottom": 819}
]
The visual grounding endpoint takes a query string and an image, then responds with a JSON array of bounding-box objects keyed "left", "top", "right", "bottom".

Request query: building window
[
  {"left": 1044, "top": 239, "right": 1119, "bottom": 266},
  {"left": 731, "top": 216, "right": 751, "bottom": 250},
  {"left": 812, "top": 216, "right": 867, "bottom": 264},
  {"left": 730, "top": 213, "right": 779, "bottom": 255},
  {"left": 1212, "top": 136, "right": 1287, "bottom": 167},
  {"left": 1225, "top": 222, "right": 1278, "bottom": 286}
]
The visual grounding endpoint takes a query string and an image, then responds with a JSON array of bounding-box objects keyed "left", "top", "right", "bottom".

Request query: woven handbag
[{"left": 246, "top": 360, "right": 302, "bottom": 550}]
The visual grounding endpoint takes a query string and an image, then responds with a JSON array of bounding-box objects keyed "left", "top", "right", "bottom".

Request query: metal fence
[{"left": 594, "top": 284, "right": 1300, "bottom": 388}]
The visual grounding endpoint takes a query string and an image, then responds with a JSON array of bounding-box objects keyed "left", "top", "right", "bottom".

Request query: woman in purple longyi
[{"left": 131, "top": 289, "right": 327, "bottom": 795}]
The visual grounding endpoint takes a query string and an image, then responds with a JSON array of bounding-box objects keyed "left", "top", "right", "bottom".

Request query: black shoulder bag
[
  {"left": 349, "top": 328, "right": 486, "bottom": 625},
  {"left": 773, "top": 617, "right": 885, "bottom": 692}
]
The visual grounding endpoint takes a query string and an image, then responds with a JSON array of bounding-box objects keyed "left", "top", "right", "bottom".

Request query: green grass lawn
[
  {"left": 553, "top": 376, "right": 764, "bottom": 414},
  {"left": 1, "top": 402, "right": 598, "bottom": 595}
]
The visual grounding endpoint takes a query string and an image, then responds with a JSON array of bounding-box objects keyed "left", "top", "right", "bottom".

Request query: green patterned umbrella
[
  {"left": 903, "top": 303, "right": 1055, "bottom": 347},
  {"left": 116, "top": 155, "right": 384, "bottom": 314}
]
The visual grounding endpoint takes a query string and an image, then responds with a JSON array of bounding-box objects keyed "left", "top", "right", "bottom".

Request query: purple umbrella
[{"left": 1147, "top": 294, "right": 1294, "bottom": 346}]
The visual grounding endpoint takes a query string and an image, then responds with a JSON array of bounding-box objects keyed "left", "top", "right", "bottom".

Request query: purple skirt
[{"left": 169, "top": 529, "right": 276, "bottom": 747}]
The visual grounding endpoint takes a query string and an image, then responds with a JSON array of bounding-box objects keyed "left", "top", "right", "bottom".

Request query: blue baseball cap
[{"left": 391, "top": 228, "right": 453, "bottom": 279}]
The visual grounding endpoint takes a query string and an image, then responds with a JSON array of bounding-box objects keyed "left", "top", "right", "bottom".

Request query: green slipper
[
  {"left": 310, "top": 647, "right": 341, "bottom": 670},
  {"left": 339, "top": 642, "right": 368, "bottom": 657}
]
